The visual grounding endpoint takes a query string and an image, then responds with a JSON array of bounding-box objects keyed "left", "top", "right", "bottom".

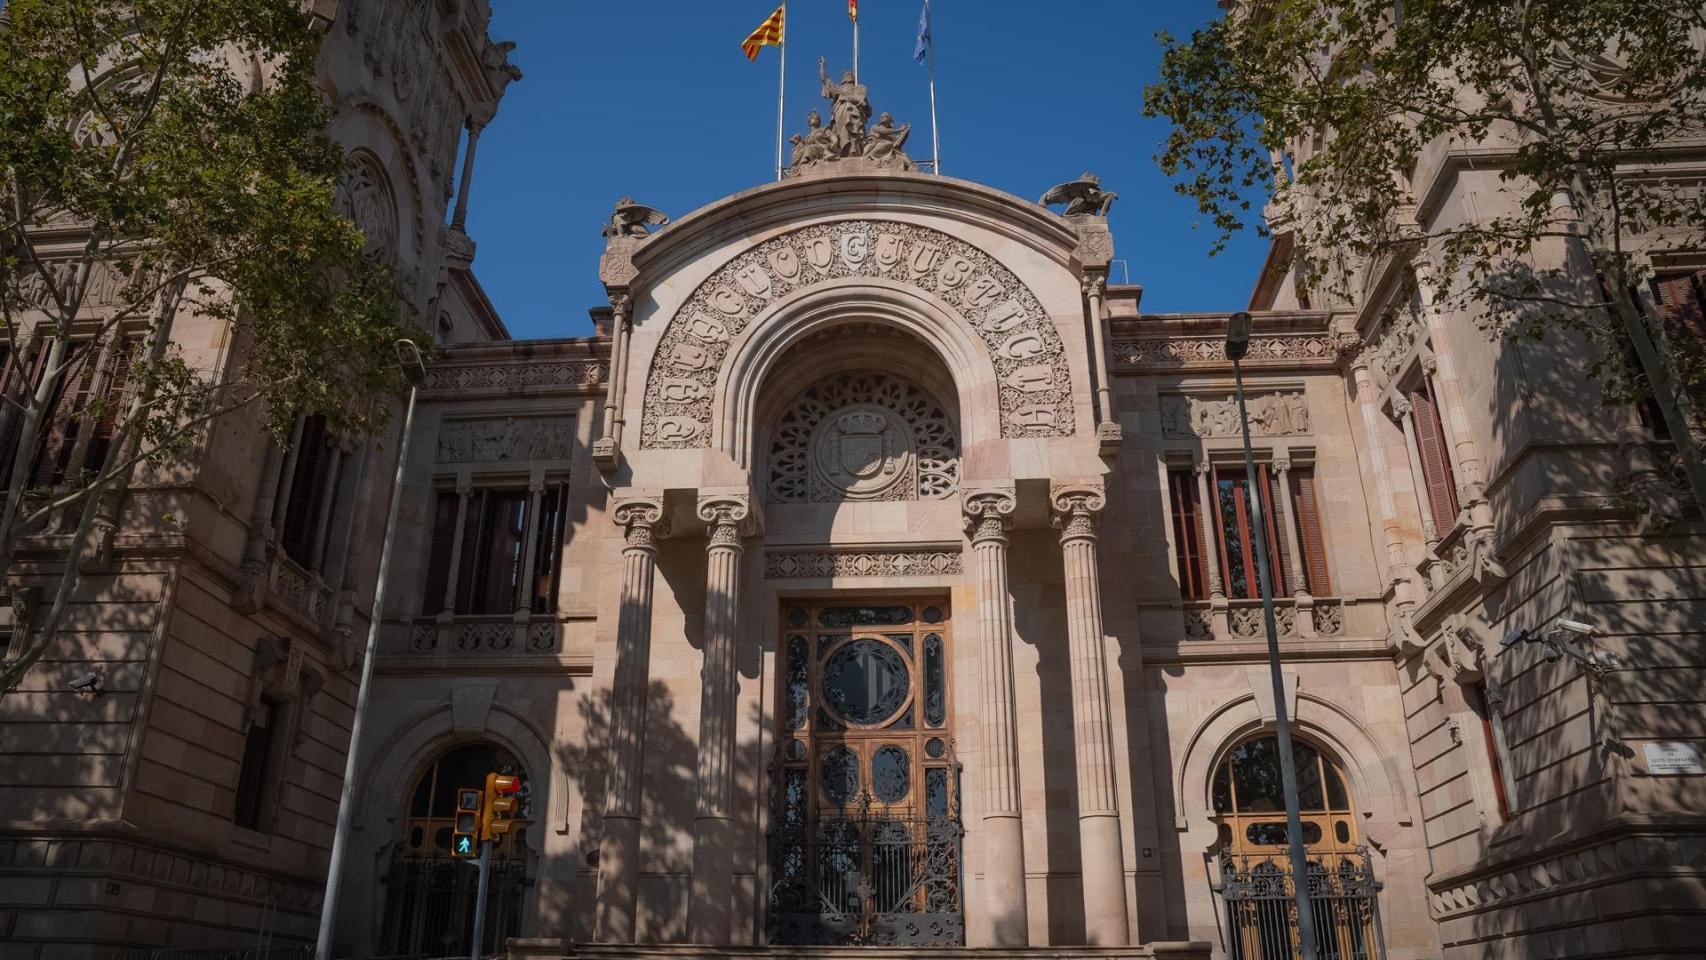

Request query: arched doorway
[
  {"left": 768, "top": 599, "right": 964, "bottom": 946},
  {"left": 1211, "top": 735, "right": 1386, "bottom": 960},
  {"left": 381, "top": 743, "right": 531, "bottom": 956}
]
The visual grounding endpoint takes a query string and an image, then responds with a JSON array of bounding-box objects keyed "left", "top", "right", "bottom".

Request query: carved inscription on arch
[{"left": 639, "top": 220, "right": 1074, "bottom": 448}]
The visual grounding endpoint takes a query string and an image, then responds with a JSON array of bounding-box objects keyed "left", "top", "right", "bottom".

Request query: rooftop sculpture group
[{"left": 787, "top": 59, "right": 915, "bottom": 176}]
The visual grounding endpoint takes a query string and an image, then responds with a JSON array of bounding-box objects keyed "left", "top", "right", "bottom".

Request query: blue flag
[{"left": 914, "top": 0, "right": 931, "bottom": 64}]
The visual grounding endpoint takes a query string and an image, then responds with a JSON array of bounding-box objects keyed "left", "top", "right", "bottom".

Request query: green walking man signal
[{"left": 451, "top": 787, "right": 482, "bottom": 858}]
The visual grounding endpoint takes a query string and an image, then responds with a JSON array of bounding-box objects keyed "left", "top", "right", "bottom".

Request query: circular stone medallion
[{"left": 808, "top": 403, "right": 915, "bottom": 501}]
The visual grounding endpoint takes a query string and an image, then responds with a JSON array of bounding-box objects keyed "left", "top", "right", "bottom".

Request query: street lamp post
[
  {"left": 315, "top": 340, "right": 429, "bottom": 960},
  {"left": 1226, "top": 311, "right": 1321, "bottom": 960}
]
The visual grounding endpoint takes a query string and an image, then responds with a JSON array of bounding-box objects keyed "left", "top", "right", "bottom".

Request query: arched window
[
  {"left": 383, "top": 743, "right": 530, "bottom": 956},
  {"left": 1211, "top": 734, "right": 1357, "bottom": 855},
  {"left": 1211, "top": 735, "right": 1385, "bottom": 960}
]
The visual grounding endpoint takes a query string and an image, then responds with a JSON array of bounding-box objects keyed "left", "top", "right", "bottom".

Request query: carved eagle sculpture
[
  {"left": 602, "top": 196, "right": 670, "bottom": 238},
  {"left": 1039, "top": 172, "right": 1118, "bottom": 218}
]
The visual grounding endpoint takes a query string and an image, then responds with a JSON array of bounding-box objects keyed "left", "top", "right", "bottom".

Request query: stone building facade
[{"left": 4, "top": 4, "right": 1706, "bottom": 960}]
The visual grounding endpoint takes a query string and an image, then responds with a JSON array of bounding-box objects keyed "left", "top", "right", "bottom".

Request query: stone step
[{"left": 507, "top": 939, "right": 1212, "bottom": 960}]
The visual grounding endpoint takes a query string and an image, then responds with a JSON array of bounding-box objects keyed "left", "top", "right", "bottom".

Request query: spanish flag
[
  {"left": 742, "top": 5, "right": 785, "bottom": 60},
  {"left": 848, "top": 0, "right": 858, "bottom": 21}
]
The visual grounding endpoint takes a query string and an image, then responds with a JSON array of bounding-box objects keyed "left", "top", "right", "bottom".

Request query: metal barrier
[
  {"left": 110, "top": 948, "right": 314, "bottom": 960},
  {"left": 768, "top": 814, "right": 964, "bottom": 946},
  {"left": 1219, "top": 847, "right": 1387, "bottom": 960}
]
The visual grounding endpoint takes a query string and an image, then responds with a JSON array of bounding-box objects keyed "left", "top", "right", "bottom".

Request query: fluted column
[
  {"left": 1351, "top": 361, "right": 1414, "bottom": 607},
  {"left": 962, "top": 487, "right": 1028, "bottom": 947},
  {"left": 517, "top": 478, "right": 546, "bottom": 612},
  {"left": 594, "top": 496, "right": 666, "bottom": 943},
  {"left": 595, "top": 293, "right": 633, "bottom": 468},
  {"left": 1050, "top": 483, "right": 1130, "bottom": 946},
  {"left": 689, "top": 493, "right": 749, "bottom": 944}
]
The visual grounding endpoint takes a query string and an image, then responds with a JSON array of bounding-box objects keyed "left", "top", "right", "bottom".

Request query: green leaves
[{"left": 1143, "top": 0, "right": 1706, "bottom": 411}]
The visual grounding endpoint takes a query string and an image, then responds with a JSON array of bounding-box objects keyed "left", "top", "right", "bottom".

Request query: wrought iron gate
[
  {"left": 1219, "top": 848, "right": 1387, "bottom": 960},
  {"left": 381, "top": 855, "right": 528, "bottom": 957},
  {"left": 769, "top": 810, "right": 964, "bottom": 945}
]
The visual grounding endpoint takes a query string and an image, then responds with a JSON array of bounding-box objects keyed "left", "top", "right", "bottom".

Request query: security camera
[
  {"left": 68, "top": 673, "right": 102, "bottom": 694},
  {"left": 1500, "top": 626, "right": 1531, "bottom": 649},
  {"left": 1551, "top": 618, "right": 1597, "bottom": 640}
]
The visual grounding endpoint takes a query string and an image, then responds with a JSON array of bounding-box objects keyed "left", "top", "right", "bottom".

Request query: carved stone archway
[{"left": 640, "top": 219, "right": 1075, "bottom": 451}]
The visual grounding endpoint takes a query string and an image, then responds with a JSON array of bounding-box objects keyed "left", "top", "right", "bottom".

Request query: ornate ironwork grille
[
  {"left": 769, "top": 600, "right": 964, "bottom": 946},
  {"left": 1219, "top": 849, "right": 1386, "bottom": 960},
  {"left": 1212, "top": 735, "right": 1387, "bottom": 960}
]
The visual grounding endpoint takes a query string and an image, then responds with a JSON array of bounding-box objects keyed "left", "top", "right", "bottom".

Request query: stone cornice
[
  {"left": 423, "top": 336, "right": 611, "bottom": 399},
  {"left": 1109, "top": 310, "right": 1342, "bottom": 374}
]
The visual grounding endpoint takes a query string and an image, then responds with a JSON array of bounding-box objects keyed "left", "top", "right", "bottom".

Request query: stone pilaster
[
  {"left": 962, "top": 487, "right": 1028, "bottom": 947},
  {"left": 1081, "top": 274, "right": 1121, "bottom": 452},
  {"left": 593, "top": 293, "right": 632, "bottom": 471},
  {"left": 689, "top": 493, "right": 749, "bottom": 945},
  {"left": 1050, "top": 483, "right": 1130, "bottom": 946},
  {"left": 594, "top": 496, "right": 666, "bottom": 943},
  {"left": 1392, "top": 396, "right": 1440, "bottom": 550}
]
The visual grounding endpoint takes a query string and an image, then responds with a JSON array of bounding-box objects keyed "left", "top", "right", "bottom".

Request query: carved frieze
[
  {"left": 768, "top": 372, "right": 958, "bottom": 504},
  {"left": 1113, "top": 335, "right": 1341, "bottom": 369},
  {"left": 1160, "top": 391, "right": 1311, "bottom": 438},
  {"left": 424, "top": 360, "right": 607, "bottom": 394},
  {"left": 1358, "top": 305, "right": 1426, "bottom": 383},
  {"left": 765, "top": 548, "right": 963, "bottom": 579},
  {"left": 436, "top": 417, "right": 574, "bottom": 463},
  {"left": 640, "top": 220, "right": 1074, "bottom": 448}
]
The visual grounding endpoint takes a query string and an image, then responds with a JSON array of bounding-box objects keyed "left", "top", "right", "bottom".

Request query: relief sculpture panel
[
  {"left": 436, "top": 417, "right": 575, "bottom": 463},
  {"left": 1160, "top": 392, "right": 1311, "bottom": 438},
  {"left": 640, "top": 220, "right": 1074, "bottom": 448}
]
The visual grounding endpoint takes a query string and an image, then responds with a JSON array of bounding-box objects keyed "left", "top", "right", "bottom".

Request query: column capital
[
  {"left": 961, "top": 487, "right": 1016, "bottom": 543},
  {"left": 454, "top": 476, "right": 474, "bottom": 497},
  {"left": 697, "top": 493, "right": 751, "bottom": 549},
  {"left": 1272, "top": 457, "right": 1293, "bottom": 474},
  {"left": 1193, "top": 459, "right": 1213, "bottom": 477},
  {"left": 613, "top": 496, "right": 667, "bottom": 551},
  {"left": 1080, "top": 273, "right": 1106, "bottom": 299},
  {"left": 1050, "top": 482, "right": 1106, "bottom": 541},
  {"left": 1390, "top": 395, "right": 1414, "bottom": 420},
  {"left": 608, "top": 291, "right": 633, "bottom": 324},
  {"left": 528, "top": 477, "right": 547, "bottom": 495}
]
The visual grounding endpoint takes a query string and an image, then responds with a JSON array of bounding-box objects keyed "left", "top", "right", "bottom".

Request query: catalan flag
[
  {"left": 848, "top": 0, "right": 857, "bottom": 21},
  {"left": 742, "top": 4, "right": 785, "bottom": 61}
]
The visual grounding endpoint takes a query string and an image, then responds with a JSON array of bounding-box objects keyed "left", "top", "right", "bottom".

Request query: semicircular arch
[{"left": 640, "top": 219, "right": 1075, "bottom": 455}]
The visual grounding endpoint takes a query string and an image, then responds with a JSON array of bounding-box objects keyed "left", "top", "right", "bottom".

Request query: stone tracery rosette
[
  {"left": 767, "top": 372, "right": 958, "bottom": 504},
  {"left": 640, "top": 220, "right": 1074, "bottom": 449}
]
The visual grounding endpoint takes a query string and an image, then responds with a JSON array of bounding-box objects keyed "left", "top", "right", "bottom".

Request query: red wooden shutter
[
  {"left": 1292, "top": 468, "right": 1332, "bottom": 595},
  {"left": 1408, "top": 384, "right": 1459, "bottom": 534},
  {"left": 1651, "top": 272, "right": 1706, "bottom": 405},
  {"left": 454, "top": 489, "right": 489, "bottom": 614},
  {"left": 1169, "top": 469, "right": 1207, "bottom": 598}
]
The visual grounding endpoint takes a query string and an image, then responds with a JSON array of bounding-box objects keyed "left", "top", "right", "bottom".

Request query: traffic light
[
  {"left": 480, "top": 773, "right": 523, "bottom": 842},
  {"left": 451, "top": 787, "right": 482, "bottom": 858}
]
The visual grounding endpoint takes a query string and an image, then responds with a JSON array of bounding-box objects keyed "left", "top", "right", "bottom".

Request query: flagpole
[
  {"left": 776, "top": 2, "right": 786, "bottom": 181},
  {"left": 925, "top": 0, "right": 940, "bottom": 174},
  {"left": 853, "top": 17, "right": 859, "bottom": 82}
]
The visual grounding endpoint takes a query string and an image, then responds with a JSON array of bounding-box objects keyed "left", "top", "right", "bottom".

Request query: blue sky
[{"left": 469, "top": 1, "right": 1266, "bottom": 340}]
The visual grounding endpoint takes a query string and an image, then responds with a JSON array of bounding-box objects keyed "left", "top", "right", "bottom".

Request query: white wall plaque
[{"left": 1642, "top": 741, "right": 1704, "bottom": 775}]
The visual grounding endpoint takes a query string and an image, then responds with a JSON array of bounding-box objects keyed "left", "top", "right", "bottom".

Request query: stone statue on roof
[
  {"left": 818, "top": 57, "right": 871, "bottom": 157},
  {"left": 785, "top": 65, "right": 915, "bottom": 177}
]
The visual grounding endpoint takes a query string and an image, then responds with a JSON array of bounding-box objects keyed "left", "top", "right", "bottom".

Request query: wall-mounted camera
[{"left": 68, "top": 672, "right": 103, "bottom": 698}]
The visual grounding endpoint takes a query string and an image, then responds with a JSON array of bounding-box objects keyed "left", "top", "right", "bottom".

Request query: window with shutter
[
  {"left": 1408, "top": 384, "right": 1459, "bottom": 535},
  {"left": 1292, "top": 468, "right": 1332, "bottom": 596},
  {"left": 1168, "top": 469, "right": 1208, "bottom": 598},
  {"left": 422, "top": 491, "right": 461, "bottom": 614},
  {"left": 81, "top": 339, "right": 134, "bottom": 474},
  {"left": 1651, "top": 272, "right": 1706, "bottom": 405},
  {"left": 32, "top": 343, "right": 97, "bottom": 487},
  {"left": 278, "top": 415, "right": 335, "bottom": 567},
  {"left": 0, "top": 345, "right": 48, "bottom": 491},
  {"left": 1210, "top": 464, "right": 1284, "bottom": 601}
]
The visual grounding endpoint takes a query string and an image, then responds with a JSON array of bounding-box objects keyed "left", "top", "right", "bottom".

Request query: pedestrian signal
[
  {"left": 480, "top": 773, "right": 523, "bottom": 842},
  {"left": 451, "top": 786, "right": 482, "bottom": 858}
]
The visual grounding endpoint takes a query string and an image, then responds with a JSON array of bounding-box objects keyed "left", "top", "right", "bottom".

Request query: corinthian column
[
  {"left": 962, "top": 487, "right": 1029, "bottom": 947},
  {"left": 1050, "top": 483, "right": 1131, "bottom": 945},
  {"left": 689, "top": 493, "right": 749, "bottom": 945},
  {"left": 594, "top": 496, "right": 666, "bottom": 943}
]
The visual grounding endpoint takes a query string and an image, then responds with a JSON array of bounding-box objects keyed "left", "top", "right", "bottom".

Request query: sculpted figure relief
[
  {"left": 785, "top": 62, "right": 915, "bottom": 175},
  {"left": 1160, "top": 392, "right": 1311, "bottom": 438},
  {"left": 1040, "top": 171, "right": 1119, "bottom": 218}
]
